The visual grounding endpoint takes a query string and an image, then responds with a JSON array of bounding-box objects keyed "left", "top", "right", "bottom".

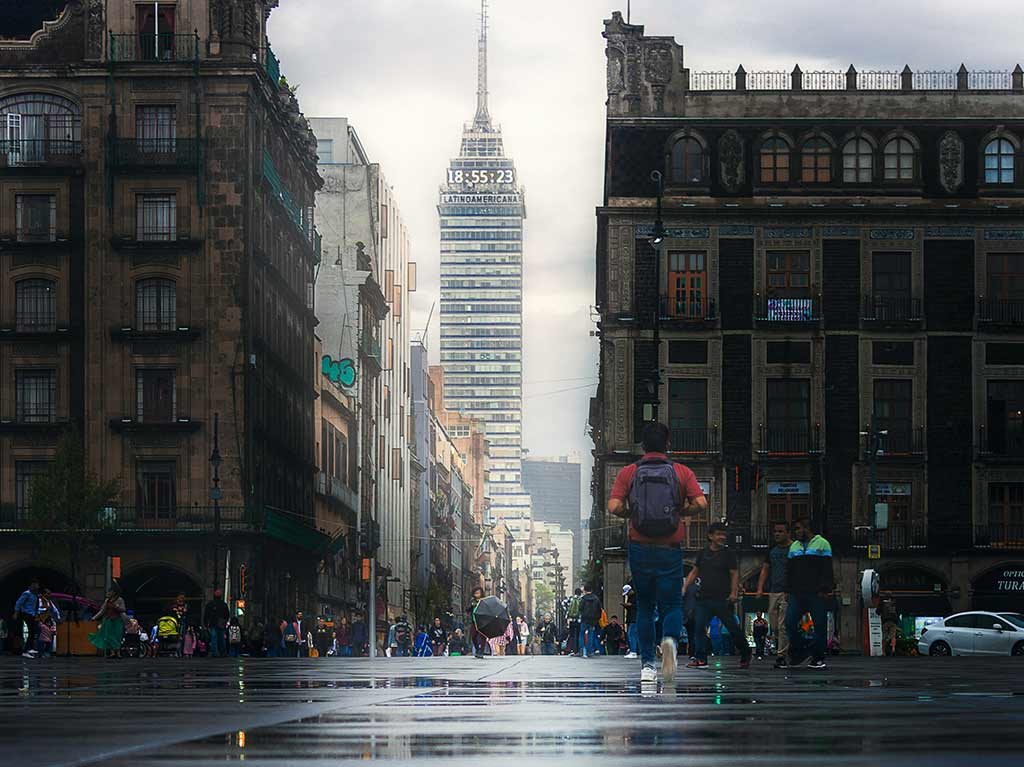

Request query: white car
[{"left": 918, "top": 611, "right": 1024, "bottom": 656}]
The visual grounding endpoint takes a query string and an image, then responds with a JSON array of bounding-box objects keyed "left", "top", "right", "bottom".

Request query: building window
[
  {"left": 668, "top": 379, "right": 708, "bottom": 452},
  {"left": 871, "top": 251, "right": 913, "bottom": 319},
  {"left": 986, "top": 343, "right": 1024, "bottom": 365},
  {"left": 136, "top": 461, "right": 175, "bottom": 518},
  {"left": 986, "top": 380, "right": 1024, "bottom": 456},
  {"left": 135, "top": 278, "right": 176, "bottom": 331},
  {"left": 988, "top": 483, "right": 1024, "bottom": 540},
  {"left": 872, "top": 341, "right": 915, "bottom": 366},
  {"left": 15, "top": 279, "right": 56, "bottom": 332},
  {"left": 766, "top": 340, "right": 810, "bottom": 364},
  {"left": 767, "top": 251, "right": 810, "bottom": 296},
  {"left": 800, "top": 138, "right": 831, "bottom": 183},
  {"left": 16, "top": 194, "right": 56, "bottom": 242},
  {"left": 136, "top": 194, "right": 176, "bottom": 241},
  {"left": 670, "top": 136, "right": 704, "bottom": 184},
  {"left": 767, "top": 485, "right": 811, "bottom": 528},
  {"left": 883, "top": 137, "right": 915, "bottom": 181},
  {"left": 392, "top": 447, "right": 402, "bottom": 481},
  {"left": 984, "top": 138, "right": 1015, "bottom": 184},
  {"left": 873, "top": 379, "right": 913, "bottom": 453},
  {"left": 870, "top": 482, "right": 914, "bottom": 530},
  {"left": 136, "top": 369, "right": 176, "bottom": 422},
  {"left": 15, "top": 369, "right": 56, "bottom": 422},
  {"left": 15, "top": 460, "right": 50, "bottom": 519},
  {"left": 766, "top": 379, "right": 810, "bottom": 453},
  {"left": 136, "top": 3, "right": 177, "bottom": 60},
  {"left": 667, "top": 251, "right": 706, "bottom": 318},
  {"left": 1, "top": 93, "right": 81, "bottom": 164},
  {"left": 986, "top": 253, "right": 1024, "bottom": 322},
  {"left": 760, "top": 137, "right": 790, "bottom": 183},
  {"left": 668, "top": 340, "right": 708, "bottom": 364},
  {"left": 316, "top": 138, "right": 334, "bottom": 164},
  {"left": 135, "top": 105, "right": 175, "bottom": 153},
  {"left": 842, "top": 138, "right": 873, "bottom": 183}
]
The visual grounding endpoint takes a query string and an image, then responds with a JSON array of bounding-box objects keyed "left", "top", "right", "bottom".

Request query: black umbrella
[{"left": 473, "top": 595, "right": 511, "bottom": 639}]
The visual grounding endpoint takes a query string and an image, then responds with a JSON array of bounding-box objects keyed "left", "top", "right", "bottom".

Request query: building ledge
[
  {"left": 0, "top": 327, "right": 78, "bottom": 343},
  {"left": 0, "top": 419, "right": 72, "bottom": 435},
  {"left": 110, "top": 236, "right": 203, "bottom": 252},
  {"left": 109, "top": 418, "right": 202, "bottom": 434},
  {"left": 110, "top": 327, "right": 202, "bottom": 343}
]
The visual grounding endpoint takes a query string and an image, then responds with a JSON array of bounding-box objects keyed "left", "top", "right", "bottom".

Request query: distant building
[{"left": 523, "top": 457, "right": 583, "bottom": 582}]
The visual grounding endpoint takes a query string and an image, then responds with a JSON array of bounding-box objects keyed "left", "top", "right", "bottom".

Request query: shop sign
[
  {"left": 872, "top": 482, "right": 912, "bottom": 496},
  {"left": 973, "top": 565, "right": 1024, "bottom": 594},
  {"left": 867, "top": 608, "right": 884, "bottom": 657},
  {"left": 768, "top": 481, "right": 810, "bottom": 495}
]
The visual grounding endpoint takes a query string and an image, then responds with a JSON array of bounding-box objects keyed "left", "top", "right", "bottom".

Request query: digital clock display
[{"left": 447, "top": 168, "right": 516, "bottom": 187}]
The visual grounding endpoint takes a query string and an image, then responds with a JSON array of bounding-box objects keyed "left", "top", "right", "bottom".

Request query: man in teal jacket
[{"left": 785, "top": 518, "right": 833, "bottom": 669}]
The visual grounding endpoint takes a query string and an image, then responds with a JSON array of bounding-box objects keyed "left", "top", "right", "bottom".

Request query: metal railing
[
  {"left": 687, "top": 65, "right": 1023, "bottom": 92},
  {"left": 110, "top": 138, "right": 203, "bottom": 169},
  {"left": 853, "top": 523, "right": 928, "bottom": 549},
  {"left": 969, "top": 71, "right": 1014, "bottom": 89},
  {"left": 866, "top": 426, "right": 926, "bottom": 457},
  {"left": 803, "top": 70, "right": 846, "bottom": 90},
  {"left": 359, "top": 331, "right": 382, "bottom": 366},
  {"left": 862, "top": 295, "right": 923, "bottom": 322},
  {"left": 110, "top": 33, "right": 199, "bottom": 64},
  {"left": 0, "top": 138, "right": 82, "bottom": 168},
  {"left": 689, "top": 71, "right": 734, "bottom": 90},
  {"left": 978, "top": 298, "right": 1024, "bottom": 324},
  {"left": 669, "top": 427, "right": 720, "bottom": 455},
  {"left": 660, "top": 296, "right": 717, "bottom": 321},
  {"left": 0, "top": 505, "right": 259, "bottom": 531},
  {"left": 978, "top": 425, "right": 1024, "bottom": 457},
  {"left": 755, "top": 295, "right": 821, "bottom": 322},
  {"left": 973, "top": 524, "right": 1024, "bottom": 550},
  {"left": 758, "top": 424, "right": 823, "bottom": 455},
  {"left": 857, "top": 70, "right": 902, "bottom": 90}
]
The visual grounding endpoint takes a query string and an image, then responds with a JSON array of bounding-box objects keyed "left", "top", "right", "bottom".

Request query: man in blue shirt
[{"left": 14, "top": 578, "right": 40, "bottom": 657}]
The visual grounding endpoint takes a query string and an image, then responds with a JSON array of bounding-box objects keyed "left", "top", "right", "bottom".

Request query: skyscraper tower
[{"left": 439, "top": 1, "right": 531, "bottom": 545}]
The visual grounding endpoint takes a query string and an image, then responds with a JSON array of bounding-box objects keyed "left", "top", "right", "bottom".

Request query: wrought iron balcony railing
[
  {"left": 110, "top": 138, "right": 203, "bottom": 170},
  {"left": 659, "top": 296, "right": 718, "bottom": 322},
  {"left": 978, "top": 298, "right": 1024, "bottom": 325},
  {"left": 0, "top": 505, "right": 260, "bottom": 531},
  {"left": 109, "top": 33, "right": 199, "bottom": 64},
  {"left": 973, "top": 524, "right": 1024, "bottom": 550},
  {"left": 0, "top": 138, "right": 83, "bottom": 169},
  {"left": 865, "top": 426, "right": 926, "bottom": 457},
  {"left": 668, "top": 427, "right": 720, "bottom": 455},
  {"left": 853, "top": 522, "right": 928, "bottom": 549},
  {"left": 755, "top": 295, "right": 821, "bottom": 323},
  {"left": 978, "top": 425, "right": 1024, "bottom": 458},
  {"left": 862, "top": 295, "right": 922, "bottom": 322},
  {"left": 758, "top": 424, "right": 823, "bottom": 456}
]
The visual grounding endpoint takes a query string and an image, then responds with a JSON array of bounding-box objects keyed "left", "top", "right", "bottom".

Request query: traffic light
[{"left": 360, "top": 518, "right": 380, "bottom": 556}]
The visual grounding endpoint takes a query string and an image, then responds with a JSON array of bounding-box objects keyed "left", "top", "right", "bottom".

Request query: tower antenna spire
[{"left": 473, "top": 0, "right": 491, "bottom": 130}]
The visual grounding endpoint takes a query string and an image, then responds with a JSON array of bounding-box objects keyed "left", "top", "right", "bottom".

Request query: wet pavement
[{"left": 2, "top": 655, "right": 1023, "bottom": 766}]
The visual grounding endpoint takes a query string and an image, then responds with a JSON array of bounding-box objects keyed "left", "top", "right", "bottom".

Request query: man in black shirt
[{"left": 683, "top": 523, "right": 752, "bottom": 669}]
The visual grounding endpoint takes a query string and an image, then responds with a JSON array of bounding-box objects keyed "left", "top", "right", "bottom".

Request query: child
[
  {"left": 413, "top": 626, "right": 433, "bottom": 657},
  {"left": 228, "top": 620, "right": 243, "bottom": 657},
  {"left": 36, "top": 612, "right": 56, "bottom": 657},
  {"left": 183, "top": 626, "right": 197, "bottom": 658},
  {"left": 149, "top": 624, "right": 160, "bottom": 657}
]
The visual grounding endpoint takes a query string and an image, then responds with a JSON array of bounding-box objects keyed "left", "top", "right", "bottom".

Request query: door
[
  {"left": 938, "top": 614, "right": 975, "bottom": 654},
  {"left": 971, "top": 614, "right": 1017, "bottom": 655},
  {"left": 6, "top": 113, "right": 22, "bottom": 166}
]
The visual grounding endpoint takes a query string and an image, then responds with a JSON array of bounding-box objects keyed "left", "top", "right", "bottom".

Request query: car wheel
[
  {"left": 1012, "top": 642, "right": 1024, "bottom": 657},
  {"left": 929, "top": 641, "right": 952, "bottom": 657}
]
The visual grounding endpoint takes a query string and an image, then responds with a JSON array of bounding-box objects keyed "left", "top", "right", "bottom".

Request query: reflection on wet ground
[{"left": 2, "top": 656, "right": 1022, "bottom": 766}]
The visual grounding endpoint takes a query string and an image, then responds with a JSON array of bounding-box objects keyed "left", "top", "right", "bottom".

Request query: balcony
[
  {"left": 110, "top": 325, "right": 201, "bottom": 344},
  {"left": 668, "top": 427, "right": 720, "bottom": 458},
  {"left": 316, "top": 472, "right": 358, "bottom": 518},
  {"left": 754, "top": 295, "right": 821, "bottom": 326},
  {"left": 973, "top": 524, "right": 1024, "bottom": 550},
  {"left": 109, "top": 417, "right": 202, "bottom": 435},
  {"left": 864, "top": 426, "right": 926, "bottom": 459},
  {"left": 977, "top": 425, "right": 1024, "bottom": 462},
  {"left": 659, "top": 296, "right": 718, "bottom": 325},
  {"left": 109, "top": 33, "right": 200, "bottom": 65},
  {"left": 853, "top": 523, "right": 928, "bottom": 550},
  {"left": 0, "top": 325, "right": 76, "bottom": 344},
  {"left": 359, "top": 331, "right": 383, "bottom": 374},
  {"left": 109, "top": 138, "right": 203, "bottom": 173},
  {"left": 978, "top": 298, "right": 1024, "bottom": 329},
  {"left": 758, "top": 424, "right": 823, "bottom": 457},
  {"left": 862, "top": 295, "right": 923, "bottom": 326},
  {"left": 0, "top": 137, "right": 83, "bottom": 171},
  {"left": 110, "top": 227, "right": 203, "bottom": 253},
  {"left": 0, "top": 417, "right": 71, "bottom": 436},
  {"left": 0, "top": 504, "right": 258, "bottom": 533}
]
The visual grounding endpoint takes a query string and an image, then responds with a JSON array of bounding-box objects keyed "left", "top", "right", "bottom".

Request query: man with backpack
[
  {"left": 565, "top": 589, "right": 582, "bottom": 656},
  {"left": 578, "top": 584, "right": 603, "bottom": 658},
  {"left": 608, "top": 422, "right": 707, "bottom": 682}
]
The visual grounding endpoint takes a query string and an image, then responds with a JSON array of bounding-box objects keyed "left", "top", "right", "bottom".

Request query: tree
[
  {"left": 533, "top": 582, "right": 555, "bottom": 617},
  {"left": 24, "top": 429, "right": 120, "bottom": 620}
]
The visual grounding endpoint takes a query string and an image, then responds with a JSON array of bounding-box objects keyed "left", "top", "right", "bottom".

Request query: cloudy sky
[{"left": 268, "top": 0, "right": 1023, "bottom": 521}]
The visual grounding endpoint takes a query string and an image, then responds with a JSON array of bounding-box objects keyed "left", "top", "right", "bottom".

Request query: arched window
[
  {"left": 136, "top": 278, "right": 176, "bottom": 331},
  {"left": 671, "top": 137, "right": 705, "bottom": 184},
  {"left": 760, "top": 138, "right": 790, "bottom": 183},
  {"left": 15, "top": 278, "right": 56, "bottom": 332},
  {"left": 801, "top": 138, "right": 832, "bottom": 183},
  {"left": 842, "top": 138, "right": 874, "bottom": 183},
  {"left": 985, "top": 138, "right": 1015, "bottom": 184},
  {"left": 0, "top": 92, "right": 80, "bottom": 164},
  {"left": 883, "top": 137, "right": 916, "bottom": 181}
]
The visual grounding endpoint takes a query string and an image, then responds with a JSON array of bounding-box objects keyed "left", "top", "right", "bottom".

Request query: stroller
[{"left": 156, "top": 615, "right": 181, "bottom": 656}]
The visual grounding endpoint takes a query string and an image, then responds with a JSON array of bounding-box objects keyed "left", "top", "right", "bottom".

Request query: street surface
[{"left": 1, "top": 656, "right": 1022, "bottom": 766}]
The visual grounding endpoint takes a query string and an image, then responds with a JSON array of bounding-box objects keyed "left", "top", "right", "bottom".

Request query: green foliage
[
  {"left": 24, "top": 429, "right": 120, "bottom": 594},
  {"left": 533, "top": 582, "right": 555, "bottom": 615}
]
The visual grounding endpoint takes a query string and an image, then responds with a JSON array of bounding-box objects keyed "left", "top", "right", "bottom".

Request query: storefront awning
[{"left": 890, "top": 593, "right": 951, "bottom": 617}]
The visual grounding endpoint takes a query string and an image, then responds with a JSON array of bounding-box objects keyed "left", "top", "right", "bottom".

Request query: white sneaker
[
  {"left": 660, "top": 637, "right": 677, "bottom": 682},
  {"left": 640, "top": 665, "right": 657, "bottom": 682},
  {"left": 624, "top": 652, "right": 638, "bottom": 659}
]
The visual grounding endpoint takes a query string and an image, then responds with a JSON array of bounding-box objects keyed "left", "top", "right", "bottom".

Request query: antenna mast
[{"left": 473, "top": 0, "right": 491, "bottom": 130}]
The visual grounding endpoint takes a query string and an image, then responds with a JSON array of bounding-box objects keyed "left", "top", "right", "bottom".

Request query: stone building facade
[
  {"left": 0, "top": 0, "right": 325, "bottom": 627},
  {"left": 591, "top": 11, "right": 1024, "bottom": 649}
]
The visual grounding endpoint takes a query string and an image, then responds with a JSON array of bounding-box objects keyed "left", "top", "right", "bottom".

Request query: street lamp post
[
  {"left": 649, "top": 170, "right": 666, "bottom": 422},
  {"left": 209, "top": 412, "right": 223, "bottom": 591}
]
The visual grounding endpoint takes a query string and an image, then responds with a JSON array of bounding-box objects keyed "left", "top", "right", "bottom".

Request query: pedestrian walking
[
  {"left": 756, "top": 521, "right": 794, "bottom": 668},
  {"left": 294, "top": 611, "right": 313, "bottom": 658},
  {"left": 281, "top": 615, "right": 301, "bottom": 657},
  {"left": 89, "top": 584, "right": 127, "bottom": 659},
  {"left": 608, "top": 421, "right": 707, "bottom": 682},
  {"left": 170, "top": 593, "right": 189, "bottom": 656},
  {"left": 336, "top": 615, "right": 353, "bottom": 657},
  {"left": 622, "top": 584, "right": 638, "bottom": 658},
  {"left": 515, "top": 615, "right": 530, "bottom": 655},
  {"left": 351, "top": 614, "right": 368, "bottom": 656},
  {"left": 579, "top": 585, "right": 603, "bottom": 658},
  {"left": 13, "top": 578, "right": 41, "bottom": 658},
  {"left": 565, "top": 589, "right": 582, "bottom": 655},
  {"left": 393, "top": 615, "right": 413, "bottom": 657},
  {"left": 203, "top": 588, "right": 230, "bottom": 658},
  {"left": 537, "top": 614, "right": 558, "bottom": 655},
  {"left": 785, "top": 517, "right": 834, "bottom": 670},
  {"left": 684, "top": 523, "right": 753, "bottom": 669},
  {"left": 752, "top": 613, "right": 769, "bottom": 659},
  {"left": 429, "top": 616, "right": 448, "bottom": 656},
  {"left": 467, "top": 586, "right": 488, "bottom": 658},
  {"left": 264, "top": 616, "right": 283, "bottom": 657}
]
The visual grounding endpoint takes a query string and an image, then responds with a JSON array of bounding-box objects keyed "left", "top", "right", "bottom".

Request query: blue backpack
[{"left": 628, "top": 458, "right": 682, "bottom": 537}]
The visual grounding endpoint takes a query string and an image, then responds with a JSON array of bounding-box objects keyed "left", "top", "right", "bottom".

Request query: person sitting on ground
[
  {"left": 429, "top": 617, "right": 448, "bottom": 657},
  {"left": 448, "top": 628, "right": 469, "bottom": 656},
  {"left": 604, "top": 615, "right": 625, "bottom": 656}
]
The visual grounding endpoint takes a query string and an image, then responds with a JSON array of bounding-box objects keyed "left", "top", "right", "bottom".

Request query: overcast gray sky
[{"left": 268, "top": 0, "right": 1024, "bottom": 520}]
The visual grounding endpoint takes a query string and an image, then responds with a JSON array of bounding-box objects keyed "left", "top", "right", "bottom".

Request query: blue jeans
[
  {"left": 579, "top": 623, "right": 599, "bottom": 656},
  {"left": 786, "top": 592, "right": 827, "bottom": 662},
  {"left": 209, "top": 627, "right": 226, "bottom": 657},
  {"left": 693, "top": 600, "right": 749, "bottom": 662},
  {"left": 628, "top": 542, "right": 684, "bottom": 666},
  {"left": 627, "top": 623, "right": 638, "bottom": 654}
]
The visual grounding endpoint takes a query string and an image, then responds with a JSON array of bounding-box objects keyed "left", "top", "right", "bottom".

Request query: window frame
[
  {"left": 666, "top": 250, "right": 707, "bottom": 319},
  {"left": 842, "top": 136, "right": 875, "bottom": 184},
  {"left": 882, "top": 135, "right": 918, "bottom": 183},
  {"left": 135, "top": 104, "right": 176, "bottom": 154},
  {"left": 873, "top": 379, "right": 914, "bottom": 452},
  {"left": 15, "top": 277, "right": 56, "bottom": 332},
  {"left": 15, "top": 193, "right": 56, "bottom": 242},
  {"left": 800, "top": 136, "right": 833, "bottom": 184},
  {"left": 759, "top": 136, "right": 792, "bottom": 184},
  {"left": 15, "top": 368, "right": 57, "bottom": 423},
  {"left": 135, "top": 193, "right": 176, "bottom": 241},
  {"left": 135, "top": 368, "right": 177, "bottom": 423},
  {"left": 136, "top": 460, "right": 176, "bottom": 519},
  {"left": 668, "top": 134, "right": 707, "bottom": 186},
  {"left": 668, "top": 378, "right": 709, "bottom": 453},
  {"left": 135, "top": 277, "right": 177, "bottom": 331},
  {"left": 983, "top": 135, "right": 1018, "bottom": 186},
  {"left": 15, "top": 460, "right": 51, "bottom": 519}
]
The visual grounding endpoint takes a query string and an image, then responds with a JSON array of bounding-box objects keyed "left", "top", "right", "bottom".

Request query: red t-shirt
[{"left": 609, "top": 453, "right": 705, "bottom": 545}]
